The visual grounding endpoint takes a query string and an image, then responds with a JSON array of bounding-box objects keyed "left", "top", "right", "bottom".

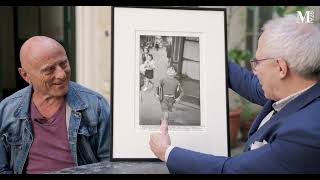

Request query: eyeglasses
[{"left": 250, "top": 57, "right": 276, "bottom": 71}]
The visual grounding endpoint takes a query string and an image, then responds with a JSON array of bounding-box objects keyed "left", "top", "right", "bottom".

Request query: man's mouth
[{"left": 53, "top": 81, "right": 67, "bottom": 86}]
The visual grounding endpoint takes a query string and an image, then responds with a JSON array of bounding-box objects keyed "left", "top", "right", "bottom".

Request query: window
[{"left": 246, "top": 6, "right": 273, "bottom": 56}]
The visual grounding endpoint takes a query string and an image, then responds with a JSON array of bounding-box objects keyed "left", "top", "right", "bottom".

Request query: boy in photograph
[{"left": 155, "top": 66, "right": 184, "bottom": 122}]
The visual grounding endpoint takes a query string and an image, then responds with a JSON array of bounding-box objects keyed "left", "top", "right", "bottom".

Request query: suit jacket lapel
[
  {"left": 248, "top": 100, "right": 274, "bottom": 136},
  {"left": 244, "top": 82, "right": 320, "bottom": 151},
  {"left": 244, "top": 100, "right": 273, "bottom": 151}
]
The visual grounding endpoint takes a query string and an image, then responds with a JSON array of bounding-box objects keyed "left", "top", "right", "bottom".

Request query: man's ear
[
  {"left": 18, "top": 67, "right": 31, "bottom": 84},
  {"left": 277, "top": 58, "right": 289, "bottom": 79}
]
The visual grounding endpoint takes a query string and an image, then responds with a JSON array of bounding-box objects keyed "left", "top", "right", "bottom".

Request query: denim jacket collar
[
  {"left": 14, "top": 85, "right": 32, "bottom": 120},
  {"left": 66, "top": 82, "right": 89, "bottom": 112},
  {"left": 13, "top": 82, "right": 88, "bottom": 120}
]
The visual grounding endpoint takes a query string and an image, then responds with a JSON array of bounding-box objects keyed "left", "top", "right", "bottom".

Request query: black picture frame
[{"left": 111, "top": 6, "right": 230, "bottom": 161}]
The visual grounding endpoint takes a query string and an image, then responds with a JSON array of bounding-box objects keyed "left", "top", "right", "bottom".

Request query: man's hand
[{"left": 149, "top": 119, "right": 171, "bottom": 161}]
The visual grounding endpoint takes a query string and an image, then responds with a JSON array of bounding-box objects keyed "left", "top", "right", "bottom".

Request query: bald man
[{"left": 0, "top": 36, "right": 111, "bottom": 174}]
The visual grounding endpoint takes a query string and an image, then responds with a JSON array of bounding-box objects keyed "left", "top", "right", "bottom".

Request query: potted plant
[{"left": 228, "top": 48, "right": 252, "bottom": 68}]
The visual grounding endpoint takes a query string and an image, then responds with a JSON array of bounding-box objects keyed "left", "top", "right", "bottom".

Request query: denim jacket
[{"left": 0, "top": 81, "right": 111, "bottom": 174}]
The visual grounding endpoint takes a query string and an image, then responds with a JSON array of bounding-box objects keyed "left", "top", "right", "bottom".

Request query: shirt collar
[{"left": 272, "top": 83, "right": 316, "bottom": 112}]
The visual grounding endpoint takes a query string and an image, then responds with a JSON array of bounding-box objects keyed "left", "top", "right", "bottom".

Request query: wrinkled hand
[{"left": 149, "top": 119, "right": 171, "bottom": 161}]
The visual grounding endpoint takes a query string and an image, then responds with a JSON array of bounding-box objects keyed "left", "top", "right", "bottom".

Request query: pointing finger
[{"left": 160, "top": 119, "right": 168, "bottom": 135}]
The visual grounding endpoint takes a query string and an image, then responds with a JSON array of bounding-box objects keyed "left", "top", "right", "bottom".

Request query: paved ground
[{"left": 140, "top": 87, "right": 200, "bottom": 125}]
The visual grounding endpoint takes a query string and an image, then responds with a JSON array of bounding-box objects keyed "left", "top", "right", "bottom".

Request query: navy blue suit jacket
[{"left": 166, "top": 61, "right": 320, "bottom": 173}]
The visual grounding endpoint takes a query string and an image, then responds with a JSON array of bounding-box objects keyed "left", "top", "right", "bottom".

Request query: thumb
[{"left": 160, "top": 119, "right": 168, "bottom": 135}]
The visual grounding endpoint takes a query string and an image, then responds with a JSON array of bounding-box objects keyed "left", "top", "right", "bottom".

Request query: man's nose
[{"left": 55, "top": 66, "right": 67, "bottom": 79}]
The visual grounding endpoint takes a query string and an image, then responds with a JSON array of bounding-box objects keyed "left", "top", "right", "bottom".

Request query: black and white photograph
[
  {"left": 112, "top": 7, "right": 228, "bottom": 159},
  {"left": 138, "top": 35, "right": 201, "bottom": 126}
]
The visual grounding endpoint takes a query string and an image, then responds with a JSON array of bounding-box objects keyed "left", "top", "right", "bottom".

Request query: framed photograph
[{"left": 112, "top": 6, "right": 229, "bottom": 160}]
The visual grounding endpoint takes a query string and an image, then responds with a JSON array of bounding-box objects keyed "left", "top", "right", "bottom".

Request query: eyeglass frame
[{"left": 250, "top": 57, "right": 277, "bottom": 71}]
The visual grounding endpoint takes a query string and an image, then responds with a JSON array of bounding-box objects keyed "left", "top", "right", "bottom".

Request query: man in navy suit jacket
[{"left": 149, "top": 14, "right": 320, "bottom": 173}]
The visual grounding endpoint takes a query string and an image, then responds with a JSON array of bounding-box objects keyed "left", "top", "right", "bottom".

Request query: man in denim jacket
[{"left": 0, "top": 36, "right": 111, "bottom": 174}]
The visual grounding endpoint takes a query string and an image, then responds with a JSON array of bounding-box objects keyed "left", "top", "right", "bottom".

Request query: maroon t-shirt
[{"left": 24, "top": 100, "right": 76, "bottom": 174}]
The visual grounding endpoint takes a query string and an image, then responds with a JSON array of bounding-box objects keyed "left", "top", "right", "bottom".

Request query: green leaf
[
  {"left": 273, "top": 6, "right": 285, "bottom": 17},
  {"left": 283, "top": 6, "right": 305, "bottom": 15},
  {"left": 296, "top": 6, "right": 305, "bottom": 12},
  {"left": 228, "top": 48, "right": 252, "bottom": 64}
]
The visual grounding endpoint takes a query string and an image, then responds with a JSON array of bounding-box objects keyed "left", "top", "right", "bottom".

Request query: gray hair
[{"left": 262, "top": 14, "right": 320, "bottom": 80}]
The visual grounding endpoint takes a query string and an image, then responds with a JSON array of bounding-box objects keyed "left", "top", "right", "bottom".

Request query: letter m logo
[{"left": 297, "top": 11, "right": 314, "bottom": 23}]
